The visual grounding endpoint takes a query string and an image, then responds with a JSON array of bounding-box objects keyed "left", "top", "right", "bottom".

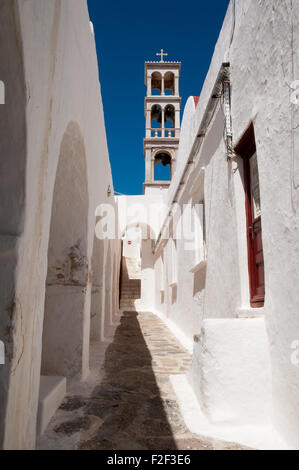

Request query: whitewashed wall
[
  {"left": 149, "top": 0, "right": 299, "bottom": 448},
  {"left": 0, "top": 0, "right": 120, "bottom": 449}
]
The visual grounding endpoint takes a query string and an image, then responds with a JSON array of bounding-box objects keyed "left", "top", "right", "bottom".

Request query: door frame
[{"left": 235, "top": 124, "right": 265, "bottom": 308}]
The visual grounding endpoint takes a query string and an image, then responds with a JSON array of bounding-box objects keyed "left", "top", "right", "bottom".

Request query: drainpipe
[
  {"left": 153, "top": 62, "right": 231, "bottom": 254},
  {"left": 222, "top": 73, "right": 234, "bottom": 160}
]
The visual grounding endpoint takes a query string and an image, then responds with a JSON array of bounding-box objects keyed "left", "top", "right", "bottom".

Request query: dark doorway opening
[{"left": 235, "top": 124, "right": 265, "bottom": 307}]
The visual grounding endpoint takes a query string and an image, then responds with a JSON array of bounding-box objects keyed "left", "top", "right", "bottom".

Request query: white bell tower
[{"left": 143, "top": 50, "right": 181, "bottom": 194}]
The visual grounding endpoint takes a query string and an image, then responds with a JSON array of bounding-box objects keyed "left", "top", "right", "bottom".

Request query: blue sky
[{"left": 87, "top": 0, "right": 230, "bottom": 195}]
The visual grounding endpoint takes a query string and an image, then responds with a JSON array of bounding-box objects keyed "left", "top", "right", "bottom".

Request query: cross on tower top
[{"left": 156, "top": 49, "right": 168, "bottom": 63}]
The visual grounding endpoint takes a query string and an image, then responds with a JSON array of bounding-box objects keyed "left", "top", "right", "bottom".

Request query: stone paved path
[{"left": 37, "top": 311, "right": 246, "bottom": 450}]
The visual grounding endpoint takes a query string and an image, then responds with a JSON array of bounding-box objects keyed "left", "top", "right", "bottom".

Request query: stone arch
[
  {"left": 151, "top": 71, "right": 162, "bottom": 95},
  {"left": 41, "top": 121, "right": 89, "bottom": 378},
  {"left": 152, "top": 148, "right": 175, "bottom": 161},
  {"left": 121, "top": 222, "right": 156, "bottom": 241}
]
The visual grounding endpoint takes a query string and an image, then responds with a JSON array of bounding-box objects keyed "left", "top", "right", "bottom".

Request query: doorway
[{"left": 236, "top": 124, "right": 265, "bottom": 307}]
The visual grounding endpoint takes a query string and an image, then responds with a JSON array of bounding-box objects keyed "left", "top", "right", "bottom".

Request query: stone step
[
  {"left": 120, "top": 298, "right": 140, "bottom": 301},
  {"left": 121, "top": 287, "right": 141, "bottom": 292},
  {"left": 124, "top": 258, "right": 140, "bottom": 264},
  {"left": 120, "top": 288, "right": 141, "bottom": 292},
  {"left": 120, "top": 284, "right": 140, "bottom": 288},
  {"left": 120, "top": 295, "right": 140, "bottom": 300},
  {"left": 120, "top": 293, "right": 141, "bottom": 297},
  {"left": 120, "top": 302, "right": 139, "bottom": 306},
  {"left": 121, "top": 282, "right": 141, "bottom": 286},
  {"left": 124, "top": 264, "right": 140, "bottom": 270},
  {"left": 121, "top": 282, "right": 141, "bottom": 287},
  {"left": 119, "top": 306, "right": 137, "bottom": 312},
  {"left": 120, "top": 286, "right": 141, "bottom": 291},
  {"left": 120, "top": 288, "right": 141, "bottom": 293},
  {"left": 121, "top": 292, "right": 140, "bottom": 296},
  {"left": 119, "top": 298, "right": 143, "bottom": 311},
  {"left": 37, "top": 376, "right": 66, "bottom": 437}
]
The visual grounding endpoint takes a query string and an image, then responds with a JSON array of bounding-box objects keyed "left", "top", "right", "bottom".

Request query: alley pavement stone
[{"left": 37, "top": 311, "right": 248, "bottom": 450}]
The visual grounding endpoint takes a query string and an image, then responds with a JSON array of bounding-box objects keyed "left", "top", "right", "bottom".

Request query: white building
[
  {"left": 0, "top": 0, "right": 121, "bottom": 449},
  {"left": 120, "top": 0, "right": 299, "bottom": 450}
]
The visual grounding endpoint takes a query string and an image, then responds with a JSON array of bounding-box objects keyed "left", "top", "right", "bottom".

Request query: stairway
[{"left": 119, "top": 257, "right": 141, "bottom": 311}]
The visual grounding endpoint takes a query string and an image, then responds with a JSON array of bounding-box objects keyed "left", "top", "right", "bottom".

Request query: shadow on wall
[
  {"left": 171, "top": 285, "right": 177, "bottom": 305},
  {"left": 0, "top": 1, "right": 27, "bottom": 448},
  {"left": 193, "top": 266, "right": 206, "bottom": 297},
  {"left": 54, "top": 312, "right": 177, "bottom": 450}
]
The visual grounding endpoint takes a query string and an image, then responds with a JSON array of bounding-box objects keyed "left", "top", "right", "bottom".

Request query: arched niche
[{"left": 41, "top": 122, "right": 89, "bottom": 378}]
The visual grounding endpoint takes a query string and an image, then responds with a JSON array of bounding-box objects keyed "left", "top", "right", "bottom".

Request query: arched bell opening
[
  {"left": 151, "top": 71, "right": 162, "bottom": 95},
  {"left": 154, "top": 151, "right": 172, "bottom": 181},
  {"left": 41, "top": 122, "right": 89, "bottom": 379},
  {"left": 151, "top": 104, "right": 162, "bottom": 137},
  {"left": 164, "top": 104, "right": 175, "bottom": 137},
  {"left": 164, "top": 72, "right": 175, "bottom": 95}
]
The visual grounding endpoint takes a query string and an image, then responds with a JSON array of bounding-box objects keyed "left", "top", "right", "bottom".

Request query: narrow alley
[
  {"left": 37, "top": 308, "right": 246, "bottom": 450},
  {"left": 1, "top": 0, "right": 299, "bottom": 452}
]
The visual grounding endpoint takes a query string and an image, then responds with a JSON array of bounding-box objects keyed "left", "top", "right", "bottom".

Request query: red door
[{"left": 236, "top": 125, "right": 265, "bottom": 307}]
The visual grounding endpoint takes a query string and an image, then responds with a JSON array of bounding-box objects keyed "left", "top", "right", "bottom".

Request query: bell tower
[{"left": 143, "top": 50, "right": 181, "bottom": 194}]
